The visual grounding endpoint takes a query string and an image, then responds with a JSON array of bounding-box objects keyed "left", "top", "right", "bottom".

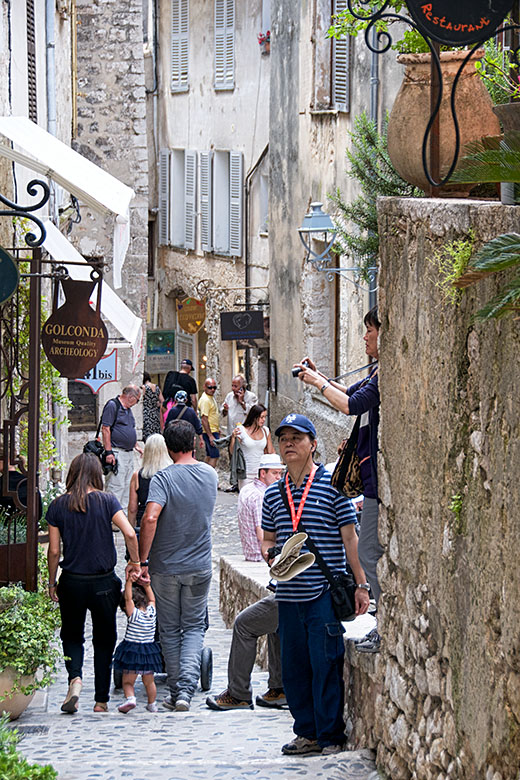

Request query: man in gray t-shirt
[{"left": 139, "top": 420, "right": 217, "bottom": 711}]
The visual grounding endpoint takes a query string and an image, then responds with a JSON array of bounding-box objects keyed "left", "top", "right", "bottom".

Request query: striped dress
[{"left": 113, "top": 605, "right": 163, "bottom": 674}]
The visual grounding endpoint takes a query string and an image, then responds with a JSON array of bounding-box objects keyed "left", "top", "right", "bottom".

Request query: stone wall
[{"left": 373, "top": 198, "right": 520, "bottom": 779}]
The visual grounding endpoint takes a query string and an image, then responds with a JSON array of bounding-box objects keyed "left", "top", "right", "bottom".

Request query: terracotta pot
[
  {"left": 0, "top": 667, "right": 35, "bottom": 720},
  {"left": 492, "top": 101, "right": 520, "bottom": 133},
  {"left": 387, "top": 50, "right": 501, "bottom": 193}
]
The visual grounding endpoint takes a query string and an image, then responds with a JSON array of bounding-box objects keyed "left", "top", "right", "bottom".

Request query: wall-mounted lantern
[{"left": 298, "top": 202, "right": 337, "bottom": 270}]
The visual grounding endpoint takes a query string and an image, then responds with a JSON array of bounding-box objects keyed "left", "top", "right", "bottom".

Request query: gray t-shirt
[{"left": 147, "top": 462, "right": 218, "bottom": 574}]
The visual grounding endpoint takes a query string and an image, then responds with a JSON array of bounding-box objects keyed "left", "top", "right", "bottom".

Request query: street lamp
[{"left": 297, "top": 202, "right": 337, "bottom": 271}]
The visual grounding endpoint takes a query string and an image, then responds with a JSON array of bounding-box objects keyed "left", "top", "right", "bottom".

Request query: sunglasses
[{"left": 206, "top": 385, "right": 217, "bottom": 390}]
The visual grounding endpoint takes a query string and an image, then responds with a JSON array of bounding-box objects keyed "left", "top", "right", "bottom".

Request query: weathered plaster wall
[{"left": 372, "top": 198, "right": 520, "bottom": 778}]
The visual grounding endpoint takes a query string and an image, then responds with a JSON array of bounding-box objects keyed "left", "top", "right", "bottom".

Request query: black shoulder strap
[
  {"left": 277, "top": 478, "right": 337, "bottom": 588},
  {"left": 96, "top": 397, "right": 122, "bottom": 439}
]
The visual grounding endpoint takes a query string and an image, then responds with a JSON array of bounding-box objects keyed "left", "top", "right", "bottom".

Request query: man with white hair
[
  {"left": 237, "top": 453, "right": 283, "bottom": 562},
  {"left": 221, "top": 374, "right": 257, "bottom": 435},
  {"left": 101, "top": 384, "right": 142, "bottom": 515}
]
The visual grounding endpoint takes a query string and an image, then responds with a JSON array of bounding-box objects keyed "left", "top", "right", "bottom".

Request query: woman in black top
[
  {"left": 47, "top": 453, "right": 140, "bottom": 713},
  {"left": 127, "top": 433, "right": 172, "bottom": 532}
]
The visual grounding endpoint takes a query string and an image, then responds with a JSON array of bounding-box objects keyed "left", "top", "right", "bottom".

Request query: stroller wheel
[
  {"left": 200, "top": 646, "right": 213, "bottom": 691},
  {"left": 113, "top": 668, "right": 123, "bottom": 689}
]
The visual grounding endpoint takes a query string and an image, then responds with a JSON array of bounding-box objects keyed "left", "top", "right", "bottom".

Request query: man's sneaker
[
  {"left": 355, "top": 629, "right": 381, "bottom": 654},
  {"left": 206, "top": 689, "right": 254, "bottom": 711},
  {"left": 321, "top": 743, "right": 345, "bottom": 755},
  {"left": 255, "top": 688, "right": 287, "bottom": 708},
  {"left": 162, "top": 694, "right": 176, "bottom": 711},
  {"left": 175, "top": 697, "right": 190, "bottom": 711},
  {"left": 353, "top": 627, "right": 379, "bottom": 645},
  {"left": 281, "top": 736, "right": 322, "bottom": 755}
]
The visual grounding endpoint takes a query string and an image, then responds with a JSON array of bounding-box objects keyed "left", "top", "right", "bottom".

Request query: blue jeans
[
  {"left": 151, "top": 570, "right": 212, "bottom": 700},
  {"left": 277, "top": 591, "right": 346, "bottom": 747}
]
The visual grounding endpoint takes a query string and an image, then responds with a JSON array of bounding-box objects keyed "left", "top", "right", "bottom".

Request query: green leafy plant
[
  {"left": 462, "top": 233, "right": 520, "bottom": 321},
  {"left": 0, "top": 549, "right": 61, "bottom": 699},
  {"left": 430, "top": 232, "right": 475, "bottom": 304},
  {"left": 449, "top": 493, "right": 465, "bottom": 535},
  {"left": 0, "top": 714, "right": 57, "bottom": 778},
  {"left": 475, "top": 37, "right": 520, "bottom": 105},
  {"left": 451, "top": 131, "right": 520, "bottom": 186},
  {"left": 329, "top": 112, "right": 422, "bottom": 279}
]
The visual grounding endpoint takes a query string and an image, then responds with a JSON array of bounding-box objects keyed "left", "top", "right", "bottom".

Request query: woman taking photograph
[
  {"left": 47, "top": 453, "right": 140, "bottom": 714},
  {"left": 229, "top": 403, "right": 274, "bottom": 490},
  {"left": 127, "top": 433, "right": 172, "bottom": 534}
]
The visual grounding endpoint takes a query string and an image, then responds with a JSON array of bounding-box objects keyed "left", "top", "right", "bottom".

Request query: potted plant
[{"left": 0, "top": 552, "right": 61, "bottom": 720}]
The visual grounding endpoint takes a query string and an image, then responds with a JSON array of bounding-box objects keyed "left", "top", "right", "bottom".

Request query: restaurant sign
[
  {"left": 405, "top": 0, "right": 515, "bottom": 46},
  {"left": 176, "top": 297, "right": 206, "bottom": 334},
  {"left": 220, "top": 310, "right": 265, "bottom": 341},
  {"left": 75, "top": 349, "right": 118, "bottom": 394},
  {"left": 41, "top": 278, "right": 108, "bottom": 378}
]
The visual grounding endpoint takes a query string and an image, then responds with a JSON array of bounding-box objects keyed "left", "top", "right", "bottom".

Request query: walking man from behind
[
  {"left": 262, "top": 414, "right": 370, "bottom": 756},
  {"left": 102, "top": 384, "right": 142, "bottom": 515},
  {"left": 139, "top": 420, "right": 218, "bottom": 711}
]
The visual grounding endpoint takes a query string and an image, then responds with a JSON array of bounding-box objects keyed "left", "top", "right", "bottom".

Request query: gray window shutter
[
  {"left": 200, "top": 151, "right": 213, "bottom": 252},
  {"left": 332, "top": 0, "right": 350, "bottom": 112},
  {"left": 158, "top": 149, "right": 170, "bottom": 245},
  {"left": 184, "top": 150, "right": 197, "bottom": 250},
  {"left": 215, "top": 0, "right": 235, "bottom": 90},
  {"left": 171, "top": 0, "right": 189, "bottom": 92},
  {"left": 229, "top": 151, "right": 243, "bottom": 257}
]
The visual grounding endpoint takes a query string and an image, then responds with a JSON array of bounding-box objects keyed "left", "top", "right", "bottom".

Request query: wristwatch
[
  {"left": 356, "top": 583, "right": 370, "bottom": 591},
  {"left": 140, "top": 559, "right": 149, "bottom": 567}
]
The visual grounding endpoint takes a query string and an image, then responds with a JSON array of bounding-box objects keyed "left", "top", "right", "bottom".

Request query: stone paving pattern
[{"left": 16, "top": 492, "right": 379, "bottom": 779}]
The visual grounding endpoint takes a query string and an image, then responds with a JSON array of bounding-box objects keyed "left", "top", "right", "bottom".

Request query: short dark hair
[
  {"left": 364, "top": 305, "right": 380, "bottom": 330},
  {"left": 164, "top": 419, "right": 195, "bottom": 453},
  {"left": 243, "top": 403, "right": 267, "bottom": 428},
  {"left": 143, "top": 371, "right": 152, "bottom": 383},
  {"left": 119, "top": 583, "right": 148, "bottom": 612}
]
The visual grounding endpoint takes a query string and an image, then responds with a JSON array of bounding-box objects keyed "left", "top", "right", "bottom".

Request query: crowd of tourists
[{"left": 45, "top": 306, "right": 382, "bottom": 756}]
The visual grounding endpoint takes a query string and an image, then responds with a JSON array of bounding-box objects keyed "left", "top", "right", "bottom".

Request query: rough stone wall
[
  {"left": 74, "top": 0, "right": 148, "bottom": 393},
  {"left": 374, "top": 198, "right": 520, "bottom": 779}
]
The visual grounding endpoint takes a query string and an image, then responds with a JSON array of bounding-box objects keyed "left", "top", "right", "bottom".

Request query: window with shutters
[
  {"left": 214, "top": 0, "right": 235, "bottom": 90},
  {"left": 170, "top": 149, "right": 197, "bottom": 249},
  {"left": 171, "top": 0, "right": 189, "bottom": 92},
  {"left": 158, "top": 149, "right": 170, "bottom": 246},
  {"left": 312, "top": 0, "right": 350, "bottom": 114},
  {"left": 212, "top": 150, "right": 243, "bottom": 257},
  {"left": 26, "top": 0, "right": 37, "bottom": 122}
]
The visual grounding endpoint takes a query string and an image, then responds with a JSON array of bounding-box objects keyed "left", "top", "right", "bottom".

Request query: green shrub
[{"left": 0, "top": 714, "right": 57, "bottom": 778}]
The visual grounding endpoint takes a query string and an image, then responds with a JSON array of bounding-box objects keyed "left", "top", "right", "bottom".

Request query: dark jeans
[
  {"left": 277, "top": 591, "right": 346, "bottom": 747},
  {"left": 57, "top": 570, "right": 121, "bottom": 703}
]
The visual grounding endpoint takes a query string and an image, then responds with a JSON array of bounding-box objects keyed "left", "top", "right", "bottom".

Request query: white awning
[
  {"left": 0, "top": 117, "right": 135, "bottom": 288},
  {"left": 42, "top": 219, "right": 142, "bottom": 364}
]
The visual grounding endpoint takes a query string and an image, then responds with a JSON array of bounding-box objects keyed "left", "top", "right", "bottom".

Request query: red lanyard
[{"left": 285, "top": 464, "right": 318, "bottom": 532}]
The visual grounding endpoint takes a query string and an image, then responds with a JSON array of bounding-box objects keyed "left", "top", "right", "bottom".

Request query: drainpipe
[
  {"left": 368, "top": 28, "right": 380, "bottom": 310},
  {"left": 244, "top": 144, "right": 269, "bottom": 386}
]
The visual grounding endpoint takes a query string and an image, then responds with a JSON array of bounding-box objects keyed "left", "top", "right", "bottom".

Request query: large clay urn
[{"left": 387, "top": 50, "right": 501, "bottom": 192}]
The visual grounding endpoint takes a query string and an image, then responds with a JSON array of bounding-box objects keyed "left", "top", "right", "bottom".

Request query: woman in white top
[{"left": 230, "top": 403, "right": 275, "bottom": 490}]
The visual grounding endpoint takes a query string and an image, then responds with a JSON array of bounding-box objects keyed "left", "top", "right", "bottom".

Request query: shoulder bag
[{"left": 331, "top": 415, "right": 364, "bottom": 498}]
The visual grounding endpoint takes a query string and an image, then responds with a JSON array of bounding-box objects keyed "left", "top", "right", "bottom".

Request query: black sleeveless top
[{"left": 136, "top": 470, "right": 152, "bottom": 527}]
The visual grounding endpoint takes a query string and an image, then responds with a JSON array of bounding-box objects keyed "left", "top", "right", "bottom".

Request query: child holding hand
[{"left": 114, "top": 577, "right": 163, "bottom": 713}]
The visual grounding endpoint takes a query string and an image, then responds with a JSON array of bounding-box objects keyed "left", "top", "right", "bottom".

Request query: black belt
[{"left": 60, "top": 569, "right": 115, "bottom": 579}]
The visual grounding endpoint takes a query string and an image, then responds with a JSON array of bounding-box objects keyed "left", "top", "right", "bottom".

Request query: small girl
[{"left": 113, "top": 578, "right": 163, "bottom": 713}]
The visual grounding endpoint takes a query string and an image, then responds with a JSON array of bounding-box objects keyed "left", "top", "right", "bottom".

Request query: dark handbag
[
  {"left": 331, "top": 416, "right": 364, "bottom": 498},
  {"left": 277, "top": 480, "right": 357, "bottom": 621}
]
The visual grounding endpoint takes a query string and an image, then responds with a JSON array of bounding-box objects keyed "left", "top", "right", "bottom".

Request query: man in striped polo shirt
[{"left": 262, "top": 414, "right": 370, "bottom": 756}]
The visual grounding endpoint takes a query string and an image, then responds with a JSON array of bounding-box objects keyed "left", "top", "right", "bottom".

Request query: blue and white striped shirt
[
  {"left": 261, "top": 464, "right": 356, "bottom": 602},
  {"left": 124, "top": 605, "right": 156, "bottom": 644}
]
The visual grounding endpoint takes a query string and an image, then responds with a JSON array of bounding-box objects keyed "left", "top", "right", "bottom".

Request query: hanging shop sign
[
  {"left": 146, "top": 329, "right": 175, "bottom": 373},
  {"left": 0, "top": 247, "right": 19, "bottom": 305},
  {"left": 220, "top": 310, "right": 264, "bottom": 341},
  {"left": 405, "top": 0, "right": 515, "bottom": 46},
  {"left": 176, "top": 296, "right": 206, "bottom": 334},
  {"left": 75, "top": 349, "right": 117, "bottom": 394},
  {"left": 41, "top": 278, "right": 108, "bottom": 378}
]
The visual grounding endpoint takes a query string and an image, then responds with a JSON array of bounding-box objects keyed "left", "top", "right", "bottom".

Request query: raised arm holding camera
[{"left": 293, "top": 306, "right": 383, "bottom": 654}]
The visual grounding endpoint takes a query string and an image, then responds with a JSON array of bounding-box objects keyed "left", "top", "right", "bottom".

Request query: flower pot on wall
[
  {"left": 0, "top": 667, "right": 35, "bottom": 720},
  {"left": 387, "top": 50, "right": 501, "bottom": 193}
]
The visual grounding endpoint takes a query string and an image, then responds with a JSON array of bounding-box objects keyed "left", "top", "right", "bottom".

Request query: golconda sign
[
  {"left": 41, "top": 278, "right": 108, "bottom": 378},
  {"left": 405, "top": 0, "right": 515, "bottom": 46}
]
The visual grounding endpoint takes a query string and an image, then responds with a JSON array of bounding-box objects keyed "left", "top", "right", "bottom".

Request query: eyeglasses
[{"left": 206, "top": 385, "right": 217, "bottom": 390}]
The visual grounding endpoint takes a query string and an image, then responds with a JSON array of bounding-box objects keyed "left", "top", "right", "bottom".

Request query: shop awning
[
  {"left": 0, "top": 117, "right": 135, "bottom": 288},
  {"left": 42, "top": 219, "right": 142, "bottom": 364}
]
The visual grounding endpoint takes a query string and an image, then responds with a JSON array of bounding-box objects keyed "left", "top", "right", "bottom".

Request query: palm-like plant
[
  {"left": 451, "top": 131, "right": 520, "bottom": 185},
  {"left": 459, "top": 233, "right": 520, "bottom": 321}
]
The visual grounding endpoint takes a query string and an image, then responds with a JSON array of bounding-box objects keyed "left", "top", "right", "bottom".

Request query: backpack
[{"left": 163, "top": 370, "right": 189, "bottom": 406}]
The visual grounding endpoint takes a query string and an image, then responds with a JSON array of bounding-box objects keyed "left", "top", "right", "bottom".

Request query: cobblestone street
[{"left": 15, "top": 492, "right": 378, "bottom": 780}]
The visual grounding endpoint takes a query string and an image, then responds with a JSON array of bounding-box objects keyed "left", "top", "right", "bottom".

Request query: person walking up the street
[
  {"left": 198, "top": 378, "right": 221, "bottom": 469},
  {"left": 162, "top": 359, "right": 198, "bottom": 410},
  {"left": 102, "top": 384, "right": 143, "bottom": 516},
  {"left": 139, "top": 420, "right": 218, "bottom": 711},
  {"left": 165, "top": 390, "right": 204, "bottom": 452},
  {"left": 127, "top": 434, "right": 172, "bottom": 539},
  {"left": 294, "top": 305, "right": 382, "bottom": 653},
  {"left": 262, "top": 414, "right": 370, "bottom": 755},
  {"left": 142, "top": 372, "right": 163, "bottom": 441},
  {"left": 47, "top": 453, "right": 141, "bottom": 714},
  {"left": 114, "top": 578, "right": 163, "bottom": 714}
]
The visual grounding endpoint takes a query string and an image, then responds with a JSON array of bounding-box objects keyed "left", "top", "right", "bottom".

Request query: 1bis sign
[{"left": 405, "top": 0, "right": 515, "bottom": 46}]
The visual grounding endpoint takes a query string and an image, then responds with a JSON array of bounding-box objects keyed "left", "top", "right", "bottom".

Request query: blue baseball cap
[
  {"left": 275, "top": 413, "right": 316, "bottom": 438},
  {"left": 174, "top": 390, "right": 188, "bottom": 403}
]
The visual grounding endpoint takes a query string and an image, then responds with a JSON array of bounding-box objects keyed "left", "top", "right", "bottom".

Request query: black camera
[
  {"left": 291, "top": 359, "right": 309, "bottom": 378},
  {"left": 266, "top": 544, "right": 282, "bottom": 563},
  {"left": 101, "top": 451, "right": 119, "bottom": 476}
]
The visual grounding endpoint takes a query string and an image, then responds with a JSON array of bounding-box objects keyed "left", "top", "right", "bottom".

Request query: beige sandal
[
  {"left": 93, "top": 702, "right": 109, "bottom": 712},
  {"left": 61, "top": 677, "right": 82, "bottom": 714}
]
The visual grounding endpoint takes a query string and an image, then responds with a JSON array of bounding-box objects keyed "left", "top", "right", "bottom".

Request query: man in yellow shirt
[{"left": 198, "top": 378, "right": 221, "bottom": 468}]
